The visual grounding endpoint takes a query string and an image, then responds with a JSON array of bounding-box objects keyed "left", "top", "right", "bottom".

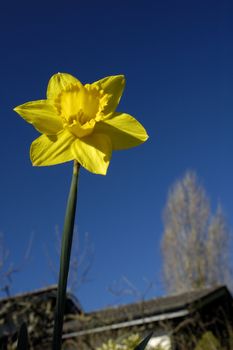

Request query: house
[
  {"left": 0, "top": 285, "right": 82, "bottom": 349},
  {"left": 62, "top": 285, "right": 233, "bottom": 350},
  {"left": 0, "top": 285, "right": 232, "bottom": 349}
]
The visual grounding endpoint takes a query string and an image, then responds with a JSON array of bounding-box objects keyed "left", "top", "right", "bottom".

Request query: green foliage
[
  {"left": 194, "top": 331, "right": 222, "bottom": 350},
  {"left": 96, "top": 334, "right": 141, "bottom": 350},
  {"left": 96, "top": 333, "right": 167, "bottom": 350}
]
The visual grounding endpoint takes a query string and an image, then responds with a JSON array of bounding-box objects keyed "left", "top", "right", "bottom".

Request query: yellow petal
[
  {"left": 47, "top": 73, "right": 82, "bottom": 99},
  {"left": 91, "top": 75, "right": 125, "bottom": 115},
  {"left": 95, "top": 113, "right": 149, "bottom": 150},
  {"left": 71, "top": 134, "right": 112, "bottom": 175},
  {"left": 30, "top": 130, "right": 75, "bottom": 166},
  {"left": 14, "top": 100, "right": 63, "bottom": 135}
]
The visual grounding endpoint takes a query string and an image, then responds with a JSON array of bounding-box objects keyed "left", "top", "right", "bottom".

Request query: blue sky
[{"left": 1, "top": 0, "right": 233, "bottom": 311}]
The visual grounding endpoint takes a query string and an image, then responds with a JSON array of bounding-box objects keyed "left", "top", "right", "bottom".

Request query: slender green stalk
[
  {"left": 17, "top": 323, "right": 29, "bottom": 350},
  {"left": 52, "top": 161, "right": 80, "bottom": 350}
]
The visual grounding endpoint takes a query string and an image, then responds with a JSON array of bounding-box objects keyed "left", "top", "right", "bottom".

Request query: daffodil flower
[{"left": 14, "top": 73, "right": 148, "bottom": 175}]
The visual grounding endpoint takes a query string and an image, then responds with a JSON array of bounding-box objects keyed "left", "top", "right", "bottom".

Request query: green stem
[{"left": 52, "top": 160, "right": 80, "bottom": 350}]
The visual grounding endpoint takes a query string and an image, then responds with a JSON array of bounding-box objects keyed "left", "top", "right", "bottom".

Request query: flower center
[{"left": 54, "top": 83, "right": 109, "bottom": 138}]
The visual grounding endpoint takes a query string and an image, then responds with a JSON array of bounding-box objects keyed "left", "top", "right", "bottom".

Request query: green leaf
[
  {"left": 134, "top": 332, "right": 153, "bottom": 350},
  {"left": 17, "top": 322, "right": 29, "bottom": 350}
]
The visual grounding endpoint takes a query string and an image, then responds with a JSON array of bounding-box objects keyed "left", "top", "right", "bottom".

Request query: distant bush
[
  {"left": 194, "top": 331, "right": 221, "bottom": 350},
  {"left": 96, "top": 333, "right": 169, "bottom": 350},
  {"left": 96, "top": 334, "right": 141, "bottom": 350}
]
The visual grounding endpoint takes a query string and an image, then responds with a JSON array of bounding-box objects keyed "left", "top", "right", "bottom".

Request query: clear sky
[{"left": 1, "top": 0, "right": 233, "bottom": 312}]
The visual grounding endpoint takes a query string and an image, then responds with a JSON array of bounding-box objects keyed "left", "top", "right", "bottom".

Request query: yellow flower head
[{"left": 14, "top": 73, "right": 148, "bottom": 175}]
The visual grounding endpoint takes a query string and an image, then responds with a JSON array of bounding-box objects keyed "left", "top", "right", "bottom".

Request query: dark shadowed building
[
  {"left": 0, "top": 285, "right": 232, "bottom": 349},
  {"left": 0, "top": 285, "right": 82, "bottom": 349}
]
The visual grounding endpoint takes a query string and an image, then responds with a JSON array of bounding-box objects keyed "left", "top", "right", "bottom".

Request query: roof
[
  {"left": 62, "top": 285, "right": 232, "bottom": 337},
  {"left": 87, "top": 285, "right": 230, "bottom": 321},
  {"left": 0, "top": 285, "right": 82, "bottom": 314},
  {"left": 1, "top": 285, "right": 229, "bottom": 322}
]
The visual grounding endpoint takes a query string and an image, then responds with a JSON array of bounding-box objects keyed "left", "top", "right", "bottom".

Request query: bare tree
[
  {"left": 162, "top": 171, "right": 232, "bottom": 294},
  {"left": 0, "top": 233, "right": 17, "bottom": 297},
  {"left": 44, "top": 226, "right": 94, "bottom": 294},
  {"left": 0, "top": 232, "right": 34, "bottom": 298}
]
